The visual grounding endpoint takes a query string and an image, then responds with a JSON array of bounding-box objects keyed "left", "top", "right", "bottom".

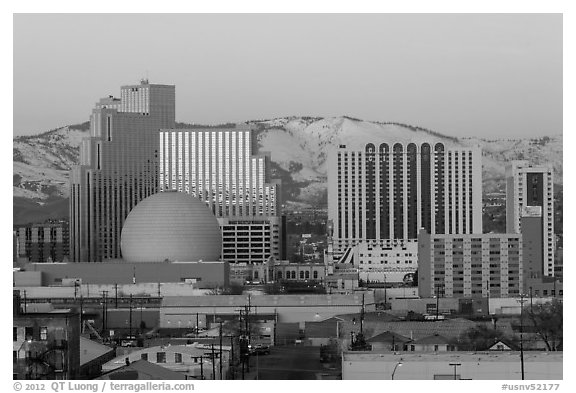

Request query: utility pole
[
  {"left": 196, "top": 313, "right": 199, "bottom": 337},
  {"left": 129, "top": 294, "right": 133, "bottom": 338},
  {"left": 211, "top": 344, "right": 216, "bottom": 380},
  {"left": 80, "top": 295, "right": 84, "bottom": 333},
  {"left": 245, "top": 305, "right": 250, "bottom": 372},
  {"left": 517, "top": 294, "right": 527, "bottom": 380},
  {"left": 101, "top": 290, "right": 109, "bottom": 334},
  {"left": 435, "top": 285, "right": 440, "bottom": 321},
  {"left": 114, "top": 283, "right": 118, "bottom": 308},
  {"left": 360, "top": 293, "right": 365, "bottom": 335},
  {"left": 238, "top": 308, "right": 245, "bottom": 380},
  {"left": 219, "top": 320, "right": 223, "bottom": 379},
  {"left": 230, "top": 335, "right": 235, "bottom": 380},
  {"left": 384, "top": 275, "right": 387, "bottom": 309},
  {"left": 200, "top": 356, "right": 204, "bottom": 380}
]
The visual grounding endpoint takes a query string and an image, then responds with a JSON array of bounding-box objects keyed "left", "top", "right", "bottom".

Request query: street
[{"left": 245, "top": 345, "right": 340, "bottom": 380}]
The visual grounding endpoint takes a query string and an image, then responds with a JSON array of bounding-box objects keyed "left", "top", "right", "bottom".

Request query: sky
[{"left": 13, "top": 13, "right": 562, "bottom": 138}]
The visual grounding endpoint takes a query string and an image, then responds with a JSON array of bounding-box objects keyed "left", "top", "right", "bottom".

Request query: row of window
[{"left": 276, "top": 270, "right": 320, "bottom": 279}]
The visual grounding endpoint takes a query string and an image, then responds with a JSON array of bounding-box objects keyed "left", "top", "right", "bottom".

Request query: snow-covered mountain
[{"left": 13, "top": 117, "right": 562, "bottom": 223}]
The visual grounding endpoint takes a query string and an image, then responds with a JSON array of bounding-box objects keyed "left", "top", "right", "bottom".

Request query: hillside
[{"left": 12, "top": 117, "right": 562, "bottom": 224}]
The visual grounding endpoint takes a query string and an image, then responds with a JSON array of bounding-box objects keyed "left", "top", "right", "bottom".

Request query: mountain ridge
[{"left": 13, "top": 116, "right": 562, "bottom": 224}]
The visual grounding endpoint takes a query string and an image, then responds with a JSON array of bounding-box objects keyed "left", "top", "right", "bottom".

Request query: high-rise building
[
  {"left": 418, "top": 229, "right": 523, "bottom": 298},
  {"left": 14, "top": 222, "right": 69, "bottom": 263},
  {"left": 327, "top": 142, "right": 482, "bottom": 255},
  {"left": 70, "top": 80, "right": 175, "bottom": 262},
  {"left": 159, "top": 126, "right": 279, "bottom": 216},
  {"left": 159, "top": 127, "right": 284, "bottom": 263},
  {"left": 505, "top": 161, "right": 554, "bottom": 278}
]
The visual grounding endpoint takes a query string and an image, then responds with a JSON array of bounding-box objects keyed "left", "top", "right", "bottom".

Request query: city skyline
[
  {"left": 10, "top": 11, "right": 564, "bottom": 384},
  {"left": 13, "top": 13, "right": 562, "bottom": 139}
]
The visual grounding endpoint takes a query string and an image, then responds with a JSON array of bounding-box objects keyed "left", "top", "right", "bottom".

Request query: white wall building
[
  {"left": 342, "top": 351, "right": 562, "bottom": 380},
  {"left": 506, "top": 161, "right": 555, "bottom": 277},
  {"left": 327, "top": 142, "right": 482, "bottom": 258}
]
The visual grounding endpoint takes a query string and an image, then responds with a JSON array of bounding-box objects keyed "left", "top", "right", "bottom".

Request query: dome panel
[{"left": 120, "top": 191, "right": 222, "bottom": 263}]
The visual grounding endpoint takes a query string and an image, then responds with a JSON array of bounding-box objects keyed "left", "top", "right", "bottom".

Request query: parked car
[
  {"left": 248, "top": 344, "right": 270, "bottom": 355},
  {"left": 184, "top": 328, "right": 207, "bottom": 338}
]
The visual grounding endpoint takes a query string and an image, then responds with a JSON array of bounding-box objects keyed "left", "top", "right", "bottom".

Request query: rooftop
[
  {"left": 412, "top": 333, "right": 452, "bottom": 345},
  {"left": 98, "top": 360, "right": 185, "bottom": 380},
  {"left": 337, "top": 317, "right": 478, "bottom": 341},
  {"left": 366, "top": 331, "right": 412, "bottom": 344},
  {"left": 342, "top": 351, "right": 563, "bottom": 363},
  {"left": 162, "top": 293, "right": 375, "bottom": 308},
  {"left": 80, "top": 337, "right": 115, "bottom": 366}
]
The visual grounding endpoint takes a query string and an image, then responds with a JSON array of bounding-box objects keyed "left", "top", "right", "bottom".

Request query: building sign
[{"left": 522, "top": 206, "right": 542, "bottom": 217}]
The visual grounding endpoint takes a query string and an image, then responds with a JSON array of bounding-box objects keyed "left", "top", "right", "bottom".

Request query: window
[
  {"left": 175, "top": 353, "right": 183, "bottom": 363},
  {"left": 313, "top": 271, "right": 318, "bottom": 279},
  {"left": 434, "top": 344, "right": 439, "bottom": 351},
  {"left": 25, "top": 327, "right": 33, "bottom": 340},
  {"left": 305, "top": 271, "right": 310, "bottom": 279},
  {"left": 141, "top": 353, "right": 148, "bottom": 361},
  {"left": 156, "top": 352, "right": 166, "bottom": 363},
  {"left": 300, "top": 271, "right": 304, "bottom": 279},
  {"left": 40, "top": 327, "right": 48, "bottom": 341},
  {"left": 13, "top": 327, "right": 17, "bottom": 342}
]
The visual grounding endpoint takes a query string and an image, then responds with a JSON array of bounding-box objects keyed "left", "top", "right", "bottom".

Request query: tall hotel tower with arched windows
[
  {"left": 327, "top": 142, "right": 483, "bottom": 257},
  {"left": 70, "top": 80, "right": 176, "bottom": 262}
]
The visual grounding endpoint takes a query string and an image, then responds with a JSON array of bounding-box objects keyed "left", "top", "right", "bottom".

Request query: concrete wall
[
  {"left": 373, "top": 287, "right": 419, "bottom": 303},
  {"left": 389, "top": 298, "right": 460, "bottom": 314},
  {"left": 13, "top": 271, "right": 43, "bottom": 287},
  {"left": 489, "top": 296, "right": 556, "bottom": 315}
]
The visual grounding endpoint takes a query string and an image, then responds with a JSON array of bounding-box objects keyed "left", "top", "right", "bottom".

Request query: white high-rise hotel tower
[
  {"left": 159, "top": 126, "right": 279, "bottom": 217},
  {"left": 506, "top": 161, "right": 555, "bottom": 278},
  {"left": 328, "top": 142, "right": 483, "bottom": 256}
]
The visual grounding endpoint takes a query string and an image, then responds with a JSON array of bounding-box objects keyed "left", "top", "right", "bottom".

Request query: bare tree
[{"left": 526, "top": 299, "right": 563, "bottom": 351}]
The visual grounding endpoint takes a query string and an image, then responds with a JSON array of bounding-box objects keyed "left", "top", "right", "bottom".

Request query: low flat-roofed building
[
  {"left": 342, "top": 351, "right": 562, "bottom": 380},
  {"left": 161, "top": 293, "right": 375, "bottom": 327},
  {"left": 17, "top": 261, "right": 229, "bottom": 289}
]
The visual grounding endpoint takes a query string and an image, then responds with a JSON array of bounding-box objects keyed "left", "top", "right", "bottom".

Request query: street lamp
[
  {"left": 449, "top": 363, "right": 461, "bottom": 380},
  {"left": 391, "top": 361, "right": 403, "bottom": 380}
]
